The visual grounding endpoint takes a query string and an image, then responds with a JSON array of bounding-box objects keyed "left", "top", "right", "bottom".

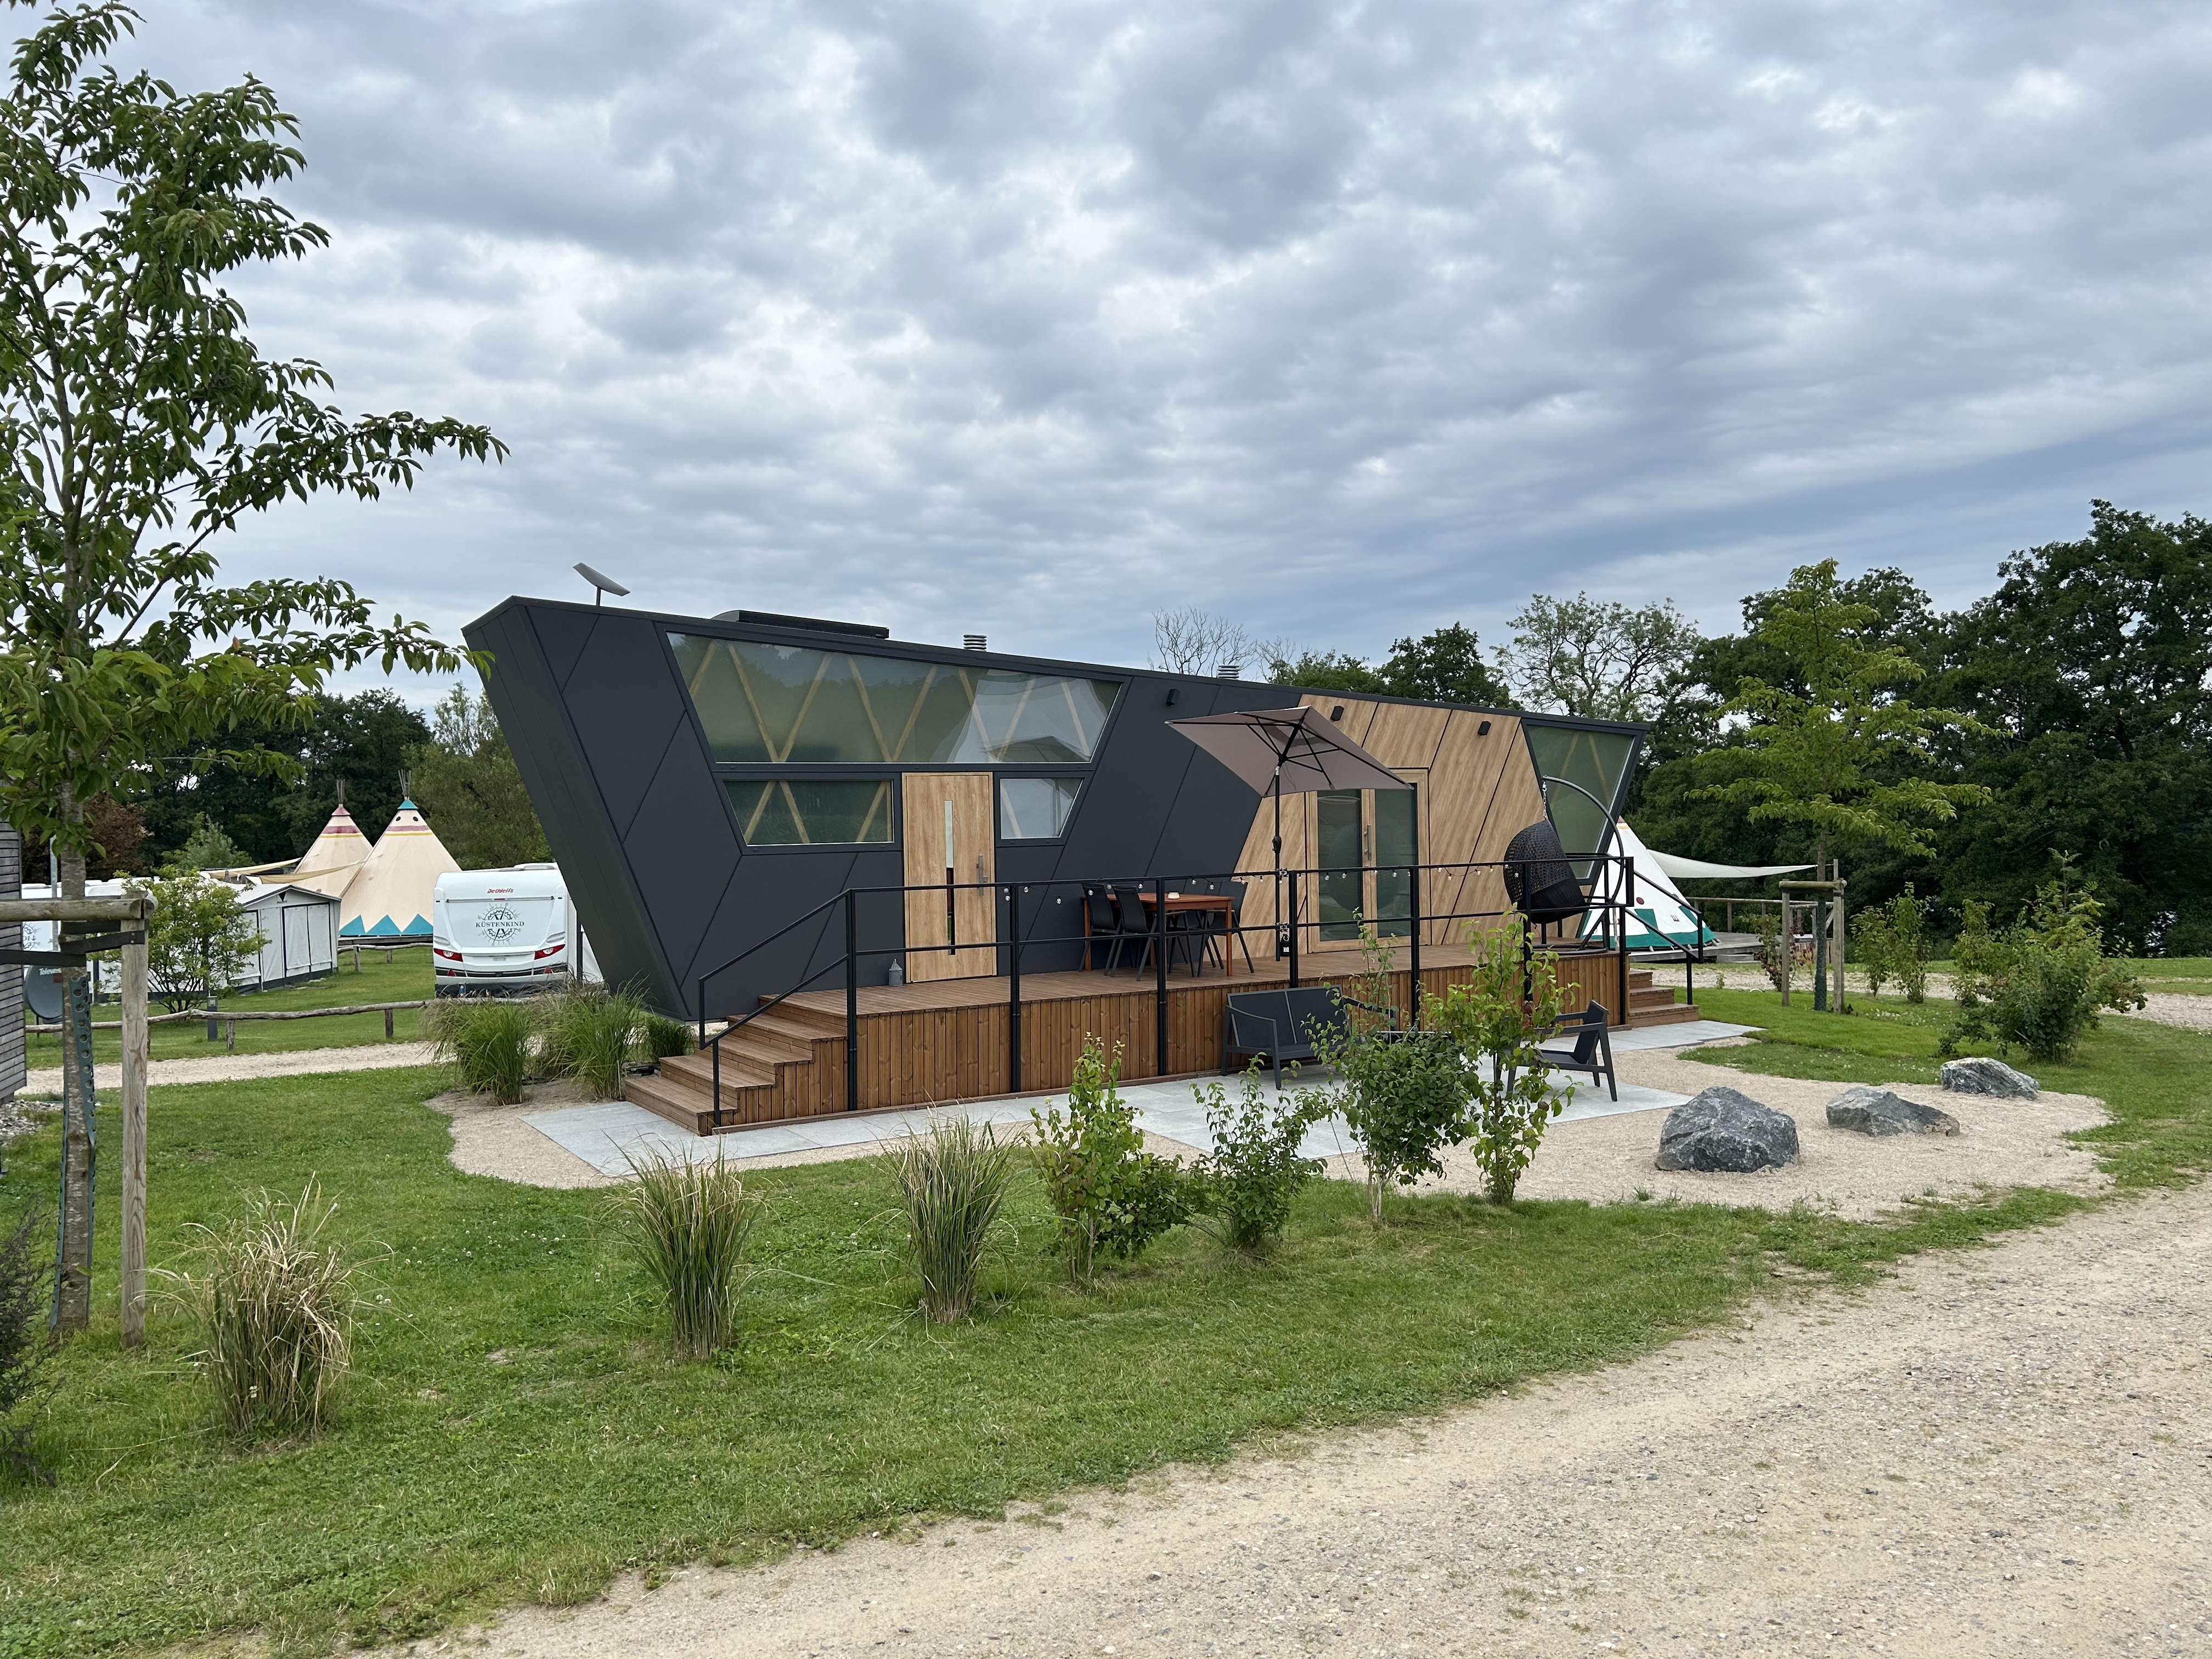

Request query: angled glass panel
[
  {"left": 1316, "top": 789, "right": 1363, "bottom": 941},
  {"left": 724, "top": 779, "right": 895, "bottom": 845},
  {"left": 999, "top": 776, "right": 1082, "bottom": 840},
  {"left": 672, "top": 634, "right": 1122, "bottom": 766},
  {"left": 1372, "top": 786, "right": 1416, "bottom": 939},
  {"left": 1522, "top": 722, "right": 1638, "bottom": 868}
]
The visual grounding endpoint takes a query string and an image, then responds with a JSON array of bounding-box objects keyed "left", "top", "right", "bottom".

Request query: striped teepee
[
  {"left": 286, "top": 803, "right": 371, "bottom": 899},
  {"left": 339, "top": 799, "right": 460, "bottom": 939}
]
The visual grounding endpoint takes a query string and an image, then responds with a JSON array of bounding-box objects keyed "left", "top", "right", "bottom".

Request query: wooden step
[
  {"left": 1627, "top": 1001, "right": 1702, "bottom": 1027},
  {"left": 659, "top": 1048, "right": 778, "bottom": 1090}
]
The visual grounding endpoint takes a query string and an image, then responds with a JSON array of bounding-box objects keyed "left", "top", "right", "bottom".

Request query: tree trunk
[{"left": 54, "top": 830, "right": 94, "bottom": 1334}]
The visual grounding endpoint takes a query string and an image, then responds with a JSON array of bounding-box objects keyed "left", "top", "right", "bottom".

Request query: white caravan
[{"left": 432, "top": 865, "right": 601, "bottom": 997}]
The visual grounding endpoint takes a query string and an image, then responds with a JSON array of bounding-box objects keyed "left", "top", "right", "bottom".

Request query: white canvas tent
[
  {"left": 339, "top": 799, "right": 460, "bottom": 940},
  {"left": 286, "top": 803, "right": 371, "bottom": 899},
  {"left": 1579, "top": 820, "right": 1719, "bottom": 952}
]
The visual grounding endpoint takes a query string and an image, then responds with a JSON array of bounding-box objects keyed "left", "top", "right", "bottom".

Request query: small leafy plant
[
  {"left": 613, "top": 1151, "right": 761, "bottom": 1358},
  {"left": 1943, "top": 871, "right": 2145, "bottom": 1063},
  {"left": 1851, "top": 886, "right": 1931, "bottom": 1003},
  {"left": 882, "top": 1117, "right": 1020, "bottom": 1322},
  {"left": 1030, "top": 1037, "right": 1187, "bottom": 1279},
  {"left": 172, "top": 1180, "right": 360, "bottom": 1439},
  {"left": 0, "top": 1209, "right": 58, "bottom": 1485},
  {"left": 1186, "top": 1062, "right": 1325, "bottom": 1251},
  {"left": 1305, "top": 927, "right": 1469, "bottom": 1221},
  {"left": 639, "top": 1012, "right": 696, "bottom": 1063},
  {"left": 1430, "top": 926, "right": 1567, "bottom": 1204},
  {"left": 428, "top": 997, "right": 538, "bottom": 1103}
]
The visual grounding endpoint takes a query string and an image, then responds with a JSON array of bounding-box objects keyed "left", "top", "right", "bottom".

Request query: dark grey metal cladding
[{"left": 469, "top": 596, "right": 1621, "bottom": 1018}]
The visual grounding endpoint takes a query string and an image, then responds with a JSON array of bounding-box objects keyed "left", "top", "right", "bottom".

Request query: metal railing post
[
  {"left": 1618, "top": 853, "right": 1633, "bottom": 1027},
  {"left": 845, "top": 888, "right": 860, "bottom": 1112},
  {"left": 1007, "top": 884, "right": 1023, "bottom": 1096},
  {"left": 1407, "top": 832, "right": 1423, "bottom": 1028},
  {"left": 1153, "top": 876, "right": 1170, "bottom": 1076},
  {"left": 710, "top": 1024, "right": 723, "bottom": 1132},
  {"left": 696, "top": 981, "right": 706, "bottom": 1050},
  {"left": 1286, "top": 868, "right": 1299, "bottom": 990}
]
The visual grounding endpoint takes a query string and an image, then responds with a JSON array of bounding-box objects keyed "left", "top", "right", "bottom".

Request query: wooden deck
[{"left": 625, "top": 942, "right": 1700, "bottom": 1137}]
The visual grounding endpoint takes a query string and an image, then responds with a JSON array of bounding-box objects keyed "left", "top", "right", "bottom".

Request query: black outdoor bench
[
  {"left": 1223, "top": 986, "right": 1398, "bottom": 1090},
  {"left": 1536, "top": 999, "right": 1616, "bottom": 1101}
]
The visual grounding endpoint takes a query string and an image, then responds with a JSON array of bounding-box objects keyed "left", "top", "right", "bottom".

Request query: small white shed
[{"left": 235, "top": 881, "right": 340, "bottom": 990}]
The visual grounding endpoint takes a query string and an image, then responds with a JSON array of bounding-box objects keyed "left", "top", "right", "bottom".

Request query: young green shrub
[
  {"left": 1943, "top": 873, "right": 2146, "bottom": 1063},
  {"left": 882, "top": 1117, "right": 1020, "bottom": 1322},
  {"left": 613, "top": 1150, "right": 761, "bottom": 1358},
  {"left": 1304, "top": 927, "right": 1469, "bottom": 1221},
  {"left": 0, "top": 1209, "right": 58, "bottom": 1485},
  {"left": 1850, "top": 904, "right": 1894, "bottom": 999},
  {"left": 1884, "top": 885, "right": 1931, "bottom": 1003},
  {"left": 639, "top": 1012, "right": 697, "bottom": 1063},
  {"left": 174, "top": 1180, "right": 359, "bottom": 1439},
  {"left": 1030, "top": 1037, "right": 1188, "bottom": 1280},
  {"left": 1187, "top": 1062, "right": 1325, "bottom": 1251},
  {"left": 428, "top": 997, "right": 538, "bottom": 1104},
  {"left": 1750, "top": 908, "right": 1792, "bottom": 993},
  {"left": 540, "top": 985, "right": 646, "bottom": 1100},
  {"left": 1429, "top": 926, "right": 1568, "bottom": 1204}
]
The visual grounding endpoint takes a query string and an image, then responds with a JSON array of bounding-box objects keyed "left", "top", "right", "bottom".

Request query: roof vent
[
  {"left": 1217, "top": 663, "right": 1242, "bottom": 680},
  {"left": 964, "top": 634, "right": 988, "bottom": 652}
]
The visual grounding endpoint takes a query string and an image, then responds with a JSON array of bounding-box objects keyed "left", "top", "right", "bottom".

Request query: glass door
[
  {"left": 1316, "top": 783, "right": 1419, "bottom": 944},
  {"left": 1316, "top": 789, "right": 1364, "bottom": 941}
]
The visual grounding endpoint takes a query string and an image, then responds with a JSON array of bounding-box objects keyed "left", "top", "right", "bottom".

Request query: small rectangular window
[
  {"left": 998, "top": 776, "right": 1082, "bottom": 840},
  {"left": 726, "top": 779, "right": 895, "bottom": 845}
]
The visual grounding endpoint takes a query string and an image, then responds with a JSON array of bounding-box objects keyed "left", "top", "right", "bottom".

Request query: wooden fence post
[{"left": 120, "top": 901, "right": 150, "bottom": 1348}]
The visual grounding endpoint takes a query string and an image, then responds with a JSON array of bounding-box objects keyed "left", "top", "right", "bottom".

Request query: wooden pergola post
[{"left": 0, "top": 893, "right": 154, "bottom": 1345}]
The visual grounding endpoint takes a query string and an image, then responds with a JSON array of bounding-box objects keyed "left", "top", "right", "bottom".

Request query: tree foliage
[
  {"left": 125, "top": 869, "right": 261, "bottom": 1011},
  {"left": 406, "top": 686, "right": 550, "bottom": 870},
  {"left": 1496, "top": 592, "right": 1701, "bottom": 723},
  {"left": 0, "top": 2, "right": 503, "bottom": 860},
  {"left": 1688, "top": 560, "right": 1987, "bottom": 867}
]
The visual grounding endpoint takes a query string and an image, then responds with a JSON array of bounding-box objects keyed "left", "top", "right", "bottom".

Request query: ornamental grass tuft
[
  {"left": 613, "top": 1151, "right": 761, "bottom": 1358},
  {"left": 539, "top": 985, "right": 646, "bottom": 1100},
  {"left": 428, "top": 997, "right": 537, "bottom": 1104},
  {"left": 882, "top": 1116, "right": 1020, "bottom": 1322},
  {"left": 173, "top": 1179, "right": 359, "bottom": 1439}
]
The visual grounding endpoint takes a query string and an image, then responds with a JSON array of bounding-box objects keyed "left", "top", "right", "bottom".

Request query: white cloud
[{"left": 111, "top": 0, "right": 2212, "bottom": 687}]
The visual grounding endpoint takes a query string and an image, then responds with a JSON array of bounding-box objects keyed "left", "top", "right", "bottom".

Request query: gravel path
[
  {"left": 21, "top": 1041, "right": 437, "bottom": 1096},
  {"left": 400, "top": 1181, "right": 2212, "bottom": 1659}
]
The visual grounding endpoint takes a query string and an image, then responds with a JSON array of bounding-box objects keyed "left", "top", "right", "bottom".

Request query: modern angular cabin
[{"left": 468, "top": 597, "right": 1691, "bottom": 1131}]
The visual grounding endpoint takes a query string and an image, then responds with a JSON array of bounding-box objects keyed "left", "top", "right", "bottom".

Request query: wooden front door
[{"left": 901, "top": 772, "right": 998, "bottom": 982}]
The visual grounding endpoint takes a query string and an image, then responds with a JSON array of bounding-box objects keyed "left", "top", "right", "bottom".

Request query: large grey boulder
[
  {"left": 1939, "top": 1057, "right": 2039, "bottom": 1099},
  {"left": 1826, "top": 1086, "right": 1961, "bottom": 1138},
  {"left": 1656, "top": 1086, "right": 1799, "bottom": 1173}
]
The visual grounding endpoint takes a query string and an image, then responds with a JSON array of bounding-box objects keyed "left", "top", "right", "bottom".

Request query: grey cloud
[{"left": 111, "top": 0, "right": 2212, "bottom": 674}]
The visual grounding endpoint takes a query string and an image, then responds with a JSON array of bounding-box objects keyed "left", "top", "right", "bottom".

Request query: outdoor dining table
[{"left": 1081, "top": 890, "right": 1242, "bottom": 976}]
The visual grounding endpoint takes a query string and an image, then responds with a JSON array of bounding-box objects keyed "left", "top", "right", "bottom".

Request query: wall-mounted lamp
[
  {"left": 1164, "top": 686, "right": 1181, "bottom": 707},
  {"left": 1329, "top": 705, "right": 1345, "bottom": 722},
  {"left": 1477, "top": 719, "right": 1492, "bottom": 736}
]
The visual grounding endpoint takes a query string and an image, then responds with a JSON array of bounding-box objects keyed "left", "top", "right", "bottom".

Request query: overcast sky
[{"left": 121, "top": 0, "right": 2212, "bottom": 691}]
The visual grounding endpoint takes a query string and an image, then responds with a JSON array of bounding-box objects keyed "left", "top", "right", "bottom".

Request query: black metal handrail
[{"left": 682, "top": 853, "right": 1649, "bottom": 1130}]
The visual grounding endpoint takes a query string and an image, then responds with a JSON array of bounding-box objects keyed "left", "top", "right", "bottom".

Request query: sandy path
[
  {"left": 21, "top": 1041, "right": 438, "bottom": 1095},
  {"left": 405, "top": 1181, "right": 2212, "bottom": 1659}
]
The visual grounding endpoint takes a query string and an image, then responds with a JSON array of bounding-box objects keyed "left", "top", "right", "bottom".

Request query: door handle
[{"left": 975, "top": 855, "right": 985, "bottom": 883}]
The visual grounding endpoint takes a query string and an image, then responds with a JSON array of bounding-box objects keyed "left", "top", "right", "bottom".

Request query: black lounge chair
[
  {"left": 1223, "top": 986, "right": 1397, "bottom": 1090},
  {"left": 1536, "top": 1000, "right": 1616, "bottom": 1101}
]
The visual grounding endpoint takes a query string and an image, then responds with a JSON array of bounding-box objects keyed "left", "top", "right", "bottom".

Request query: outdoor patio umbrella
[{"left": 1167, "top": 706, "right": 1411, "bottom": 953}]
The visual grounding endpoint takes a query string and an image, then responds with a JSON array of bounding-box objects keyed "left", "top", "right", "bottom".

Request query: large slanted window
[
  {"left": 1522, "top": 720, "right": 1640, "bottom": 870},
  {"left": 998, "top": 776, "right": 1082, "bottom": 841},
  {"left": 670, "top": 635, "right": 1121, "bottom": 765}
]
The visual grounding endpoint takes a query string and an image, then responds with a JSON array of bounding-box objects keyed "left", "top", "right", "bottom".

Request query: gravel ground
[
  {"left": 20, "top": 1041, "right": 438, "bottom": 1096},
  {"left": 397, "top": 1178, "right": 2212, "bottom": 1659}
]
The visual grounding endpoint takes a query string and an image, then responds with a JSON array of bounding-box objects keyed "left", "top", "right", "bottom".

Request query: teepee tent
[
  {"left": 286, "top": 803, "right": 371, "bottom": 899},
  {"left": 1579, "top": 819, "right": 1717, "bottom": 952},
  {"left": 340, "top": 799, "right": 460, "bottom": 939}
]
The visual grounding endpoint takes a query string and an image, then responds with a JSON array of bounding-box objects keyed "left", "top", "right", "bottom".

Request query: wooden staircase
[
  {"left": 625, "top": 1002, "right": 849, "bottom": 1135},
  {"left": 1625, "top": 965, "right": 1700, "bottom": 1026}
]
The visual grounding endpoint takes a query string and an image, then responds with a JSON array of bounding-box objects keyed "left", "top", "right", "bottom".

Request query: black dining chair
[
  {"left": 1221, "top": 879, "right": 1255, "bottom": 972},
  {"left": 1082, "top": 885, "right": 1138, "bottom": 973},
  {"left": 1108, "top": 883, "right": 1161, "bottom": 974},
  {"left": 1165, "top": 883, "right": 1222, "bottom": 975}
]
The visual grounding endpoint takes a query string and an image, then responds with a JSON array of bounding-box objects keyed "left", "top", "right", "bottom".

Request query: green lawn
[
  {"left": 21, "top": 946, "right": 434, "bottom": 1073},
  {"left": 0, "top": 998, "right": 2205, "bottom": 1655},
  {"left": 1920, "top": 956, "right": 2212, "bottom": 994}
]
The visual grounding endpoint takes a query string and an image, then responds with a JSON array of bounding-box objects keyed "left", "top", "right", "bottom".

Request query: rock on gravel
[
  {"left": 1655, "top": 1085, "right": 1798, "bottom": 1172},
  {"left": 1826, "top": 1085, "right": 1961, "bottom": 1137},
  {"left": 1939, "top": 1056, "right": 2039, "bottom": 1098}
]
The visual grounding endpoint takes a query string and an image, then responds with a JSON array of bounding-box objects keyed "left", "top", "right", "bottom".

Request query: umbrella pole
[{"left": 1272, "top": 771, "right": 1287, "bottom": 985}]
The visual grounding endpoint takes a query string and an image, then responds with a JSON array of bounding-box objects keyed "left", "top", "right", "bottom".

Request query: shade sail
[
  {"left": 1167, "top": 706, "right": 1410, "bottom": 796},
  {"left": 1643, "top": 849, "right": 1816, "bottom": 881}
]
